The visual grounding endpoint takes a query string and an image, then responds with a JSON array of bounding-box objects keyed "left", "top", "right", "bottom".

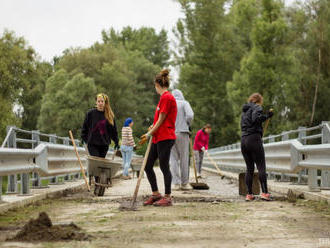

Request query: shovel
[
  {"left": 69, "top": 131, "right": 91, "bottom": 192},
  {"left": 119, "top": 136, "right": 153, "bottom": 211},
  {"left": 189, "top": 139, "right": 209, "bottom": 190}
]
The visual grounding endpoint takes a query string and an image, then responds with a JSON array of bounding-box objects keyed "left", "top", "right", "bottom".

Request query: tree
[
  {"left": 101, "top": 27, "right": 170, "bottom": 68},
  {"left": 227, "top": 0, "right": 299, "bottom": 135},
  {"left": 174, "top": 0, "right": 239, "bottom": 146},
  {"left": 20, "top": 62, "right": 53, "bottom": 131},
  {"left": 0, "top": 30, "right": 36, "bottom": 140},
  {"left": 47, "top": 41, "right": 160, "bottom": 139},
  {"left": 38, "top": 70, "right": 97, "bottom": 136}
]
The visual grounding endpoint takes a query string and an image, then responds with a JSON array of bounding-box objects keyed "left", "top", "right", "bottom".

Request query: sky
[{"left": 0, "top": 0, "right": 300, "bottom": 62}]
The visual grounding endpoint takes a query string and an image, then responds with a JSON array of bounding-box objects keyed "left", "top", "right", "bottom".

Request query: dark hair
[
  {"left": 203, "top": 124, "right": 212, "bottom": 130},
  {"left": 155, "top": 69, "right": 170, "bottom": 88},
  {"left": 248, "top": 93, "right": 263, "bottom": 104}
]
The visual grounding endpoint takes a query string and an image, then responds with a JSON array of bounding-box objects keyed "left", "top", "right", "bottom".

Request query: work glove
[
  {"left": 267, "top": 109, "right": 274, "bottom": 119},
  {"left": 139, "top": 133, "right": 151, "bottom": 145},
  {"left": 201, "top": 147, "right": 206, "bottom": 152},
  {"left": 139, "top": 128, "right": 153, "bottom": 145},
  {"left": 114, "top": 143, "right": 120, "bottom": 150}
]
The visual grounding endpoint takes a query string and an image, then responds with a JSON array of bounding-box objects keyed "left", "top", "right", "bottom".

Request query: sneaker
[
  {"left": 173, "top": 184, "right": 181, "bottom": 191},
  {"left": 153, "top": 197, "right": 173, "bottom": 207},
  {"left": 245, "top": 194, "right": 255, "bottom": 201},
  {"left": 260, "top": 193, "right": 272, "bottom": 201},
  {"left": 181, "top": 184, "right": 192, "bottom": 190},
  {"left": 143, "top": 194, "right": 162, "bottom": 206}
]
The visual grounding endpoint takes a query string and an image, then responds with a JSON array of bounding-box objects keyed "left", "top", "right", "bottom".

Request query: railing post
[
  {"left": 20, "top": 173, "right": 31, "bottom": 195},
  {"left": 6, "top": 175, "right": 18, "bottom": 194},
  {"left": 31, "top": 130, "right": 42, "bottom": 188},
  {"left": 268, "top": 135, "right": 275, "bottom": 143},
  {"left": 6, "top": 126, "right": 18, "bottom": 194},
  {"left": 49, "top": 134, "right": 57, "bottom": 144},
  {"left": 281, "top": 131, "right": 289, "bottom": 141},
  {"left": 308, "top": 169, "right": 320, "bottom": 192},
  {"left": 6, "top": 126, "right": 17, "bottom": 148},
  {"left": 63, "top": 137, "right": 71, "bottom": 181},
  {"left": 297, "top": 127, "right": 307, "bottom": 185},
  {"left": 49, "top": 134, "right": 59, "bottom": 185},
  {"left": 321, "top": 121, "right": 330, "bottom": 189},
  {"left": 279, "top": 132, "right": 290, "bottom": 182},
  {"left": 64, "top": 137, "right": 70, "bottom": 146},
  {"left": 304, "top": 127, "right": 321, "bottom": 192}
]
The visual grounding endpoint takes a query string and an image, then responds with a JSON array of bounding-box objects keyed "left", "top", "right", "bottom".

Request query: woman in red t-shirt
[{"left": 140, "top": 69, "right": 177, "bottom": 207}]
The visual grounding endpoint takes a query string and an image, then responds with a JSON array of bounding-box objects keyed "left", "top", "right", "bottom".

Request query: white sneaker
[
  {"left": 181, "top": 184, "right": 192, "bottom": 190},
  {"left": 173, "top": 184, "right": 181, "bottom": 191}
]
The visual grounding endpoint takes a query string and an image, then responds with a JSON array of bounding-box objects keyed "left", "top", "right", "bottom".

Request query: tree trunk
[{"left": 310, "top": 28, "right": 323, "bottom": 126}]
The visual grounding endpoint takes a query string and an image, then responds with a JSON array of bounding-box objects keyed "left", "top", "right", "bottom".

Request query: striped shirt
[{"left": 121, "top": 127, "right": 135, "bottom": 146}]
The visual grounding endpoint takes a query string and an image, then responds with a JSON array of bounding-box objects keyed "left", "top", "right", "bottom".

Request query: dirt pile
[{"left": 8, "top": 212, "right": 91, "bottom": 242}]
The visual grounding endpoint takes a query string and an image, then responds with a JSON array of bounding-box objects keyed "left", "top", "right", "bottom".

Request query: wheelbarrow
[
  {"left": 131, "top": 157, "right": 144, "bottom": 178},
  {"left": 87, "top": 155, "right": 122, "bottom": 196}
]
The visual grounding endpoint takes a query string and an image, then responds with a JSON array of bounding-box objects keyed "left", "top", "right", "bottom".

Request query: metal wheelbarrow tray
[{"left": 87, "top": 155, "right": 122, "bottom": 196}]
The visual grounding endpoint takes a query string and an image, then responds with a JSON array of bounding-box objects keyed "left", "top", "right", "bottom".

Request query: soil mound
[{"left": 8, "top": 212, "right": 91, "bottom": 242}]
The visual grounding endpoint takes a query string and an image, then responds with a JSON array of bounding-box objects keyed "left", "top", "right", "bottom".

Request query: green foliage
[
  {"left": 20, "top": 62, "right": 53, "bottom": 131},
  {"left": 0, "top": 31, "right": 36, "bottom": 141},
  {"left": 227, "top": 0, "right": 301, "bottom": 135},
  {"left": 38, "top": 39, "right": 160, "bottom": 140},
  {"left": 102, "top": 27, "right": 170, "bottom": 67},
  {"left": 2, "top": 1, "right": 330, "bottom": 149},
  {"left": 38, "top": 70, "right": 97, "bottom": 136},
  {"left": 174, "top": 0, "right": 240, "bottom": 146}
]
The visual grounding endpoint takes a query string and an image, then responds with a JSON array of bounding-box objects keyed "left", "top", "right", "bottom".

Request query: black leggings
[
  {"left": 88, "top": 144, "right": 109, "bottom": 158},
  {"left": 241, "top": 133, "right": 268, "bottom": 194},
  {"left": 145, "top": 139, "right": 175, "bottom": 195}
]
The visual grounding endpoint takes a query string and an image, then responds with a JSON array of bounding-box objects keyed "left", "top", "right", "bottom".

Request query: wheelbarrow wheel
[{"left": 98, "top": 171, "right": 107, "bottom": 196}]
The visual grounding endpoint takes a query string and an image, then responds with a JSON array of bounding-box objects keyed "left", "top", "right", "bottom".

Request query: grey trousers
[
  {"left": 170, "top": 132, "right": 190, "bottom": 185},
  {"left": 194, "top": 150, "right": 204, "bottom": 174}
]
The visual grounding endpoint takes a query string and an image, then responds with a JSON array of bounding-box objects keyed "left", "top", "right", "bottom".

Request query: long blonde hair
[{"left": 97, "top": 93, "right": 115, "bottom": 126}]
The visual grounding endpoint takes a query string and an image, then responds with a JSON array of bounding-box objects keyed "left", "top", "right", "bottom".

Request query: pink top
[{"left": 193, "top": 129, "right": 209, "bottom": 151}]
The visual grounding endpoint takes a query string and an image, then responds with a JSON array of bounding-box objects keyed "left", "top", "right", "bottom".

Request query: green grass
[{"left": 0, "top": 198, "right": 63, "bottom": 226}]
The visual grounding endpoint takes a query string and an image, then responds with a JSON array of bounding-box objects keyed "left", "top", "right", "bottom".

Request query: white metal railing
[{"left": 206, "top": 121, "right": 330, "bottom": 192}]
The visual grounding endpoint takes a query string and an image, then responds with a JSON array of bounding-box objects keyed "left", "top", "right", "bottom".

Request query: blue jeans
[{"left": 121, "top": 145, "right": 133, "bottom": 176}]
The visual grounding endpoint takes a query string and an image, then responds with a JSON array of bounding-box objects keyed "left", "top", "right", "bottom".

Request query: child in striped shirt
[{"left": 121, "top": 118, "right": 135, "bottom": 179}]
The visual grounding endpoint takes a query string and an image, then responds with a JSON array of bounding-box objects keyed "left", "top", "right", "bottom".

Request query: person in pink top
[{"left": 193, "top": 124, "right": 212, "bottom": 178}]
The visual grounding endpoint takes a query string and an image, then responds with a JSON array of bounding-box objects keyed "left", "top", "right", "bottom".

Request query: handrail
[{"left": 1, "top": 126, "right": 14, "bottom": 148}]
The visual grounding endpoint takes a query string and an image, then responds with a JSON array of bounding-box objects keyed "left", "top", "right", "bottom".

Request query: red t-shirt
[{"left": 152, "top": 91, "right": 177, "bottom": 144}]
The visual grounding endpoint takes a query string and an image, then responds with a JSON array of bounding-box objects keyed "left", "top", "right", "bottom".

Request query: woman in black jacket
[
  {"left": 81, "top": 93, "right": 119, "bottom": 158},
  {"left": 241, "top": 93, "right": 273, "bottom": 201}
]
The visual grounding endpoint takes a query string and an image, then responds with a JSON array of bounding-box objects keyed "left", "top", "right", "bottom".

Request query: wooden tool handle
[
  {"left": 69, "top": 130, "right": 91, "bottom": 192},
  {"left": 263, "top": 109, "right": 273, "bottom": 135},
  {"left": 190, "top": 138, "right": 199, "bottom": 183},
  {"left": 131, "top": 137, "right": 153, "bottom": 206},
  {"left": 205, "top": 150, "right": 223, "bottom": 176}
]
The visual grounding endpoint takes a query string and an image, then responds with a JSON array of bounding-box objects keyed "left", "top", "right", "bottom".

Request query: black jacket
[
  {"left": 81, "top": 108, "right": 119, "bottom": 146},
  {"left": 241, "top": 102, "right": 269, "bottom": 137}
]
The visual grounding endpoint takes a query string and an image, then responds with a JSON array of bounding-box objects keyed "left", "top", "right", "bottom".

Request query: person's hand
[
  {"left": 201, "top": 147, "right": 206, "bottom": 152},
  {"left": 139, "top": 134, "right": 148, "bottom": 145},
  {"left": 148, "top": 125, "right": 153, "bottom": 131},
  {"left": 114, "top": 143, "right": 120, "bottom": 150},
  {"left": 267, "top": 109, "right": 274, "bottom": 119}
]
